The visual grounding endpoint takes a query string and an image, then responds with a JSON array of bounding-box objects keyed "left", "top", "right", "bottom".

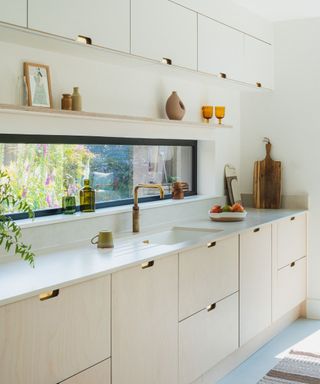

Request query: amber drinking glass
[
  {"left": 201, "top": 106, "right": 214, "bottom": 123},
  {"left": 215, "top": 106, "right": 225, "bottom": 125}
]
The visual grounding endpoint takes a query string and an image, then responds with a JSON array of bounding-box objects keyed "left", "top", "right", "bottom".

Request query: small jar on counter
[{"left": 172, "top": 182, "right": 184, "bottom": 200}]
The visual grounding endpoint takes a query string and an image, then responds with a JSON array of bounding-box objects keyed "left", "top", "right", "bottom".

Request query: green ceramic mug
[{"left": 91, "top": 230, "right": 114, "bottom": 249}]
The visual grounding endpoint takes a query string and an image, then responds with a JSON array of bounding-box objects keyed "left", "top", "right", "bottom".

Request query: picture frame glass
[{"left": 27, "top": 65, "right": 51, "bottom": 107}]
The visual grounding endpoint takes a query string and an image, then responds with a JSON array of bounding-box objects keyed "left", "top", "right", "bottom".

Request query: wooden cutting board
[{"left": 253, "top": 140, "right": 282, "bottom": 209}]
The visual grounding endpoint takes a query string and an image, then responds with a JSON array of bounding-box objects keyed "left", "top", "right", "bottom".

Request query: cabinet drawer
[
  {"left": 274, "top": 257, "right": 307, "bottom": 321},
  {"left": 60, "top": 359, "right": 110, "bottom": 384},
  {"left": 0, "top": 276, "right": 111, "bottom": 384},
  {"left": 277, "top": 214, "right": 307, "bottom": 269},
  {"left": 179, "top": 235, "right": 238, "bottom": 320},
  {"left": 240, "top": 225, "right": 272, "bottom": 345},
  {"left": 179, "top": 293, "right": 238, "bottom": 384}
]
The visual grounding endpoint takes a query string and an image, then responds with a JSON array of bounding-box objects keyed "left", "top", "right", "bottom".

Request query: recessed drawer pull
[
  {"left": 291, "top": 216, "right": 296, "bottom": 221},
  {"left": 39, "top": 289, "right": 59, "bottom": 301},
  {"left": 162, "top": 57, "right": 172, "bottom": 65},
  {"left": 256, "top": 82, "right": 262, "bottom": 88},
  {"left": 141, "top": 260, "right": 154, "bottom": 269},
  {"left": 220, "top": 72, "right": 227, "bottom": 79},
  {"left": 207, "top": 303, "right": 216, "bottom": 312},
  {"left": 207, "top": 241, "right": 216, "bottom": 248},
  {"left": 290, "top": 261, "right": 296, "bottom": 268},
  {"left": 76, "top": 35, "right": 92, "bottom": 45},
  {"left": 254, "top": 228, "right": 260, "bottom": 233}
]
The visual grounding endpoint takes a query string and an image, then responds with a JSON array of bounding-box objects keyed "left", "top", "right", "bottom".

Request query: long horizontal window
[{"left": 0, "top": 135, "right": 197, "bottom": 219}]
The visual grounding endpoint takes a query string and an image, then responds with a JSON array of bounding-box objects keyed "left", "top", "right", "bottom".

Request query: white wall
[
  {"left": 0, "top": 39, "right": 241, "bottom": 198},
  {"left": 240, "top": 18, "right": 320, "bottom": 318}
]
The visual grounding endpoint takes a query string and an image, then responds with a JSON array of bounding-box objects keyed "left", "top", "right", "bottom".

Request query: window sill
[{"left": 18, "top": 195, "right": 216, "bottom": 229}]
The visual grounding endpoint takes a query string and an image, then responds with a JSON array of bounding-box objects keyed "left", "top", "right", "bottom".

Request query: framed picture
[{"left": 24, "top": 62, "right": 53, "bottom": 108}]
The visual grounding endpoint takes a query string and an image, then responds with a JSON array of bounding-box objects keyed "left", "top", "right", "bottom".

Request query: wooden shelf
[{"left": 0, "top": 104, "right": 232, "bottom": 141}]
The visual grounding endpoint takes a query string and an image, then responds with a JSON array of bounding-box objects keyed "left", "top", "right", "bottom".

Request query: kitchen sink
[{"left": 139, "top": 227, "right": 223, "bottom": 246}]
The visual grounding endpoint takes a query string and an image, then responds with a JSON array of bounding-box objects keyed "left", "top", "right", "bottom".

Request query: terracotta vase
[{"left": 165, "top": 91, "right": 185, "bottom": 120}]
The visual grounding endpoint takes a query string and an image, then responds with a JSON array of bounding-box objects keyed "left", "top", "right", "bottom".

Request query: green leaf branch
[{"left": 0, "top": 169, "right": 35, "bottom": 266}]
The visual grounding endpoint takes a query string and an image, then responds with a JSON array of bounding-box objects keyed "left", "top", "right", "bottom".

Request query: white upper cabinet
[
  {"left": 131, "top": 0, "right": 197, "bottom": 70},
  {"left": 28, "top": 0, "right": 130, "bottom": 53},
  {"left": 244, "top": 35, "right": 274, "bottom": 89},
  {"left": 0, "top": 0, "right": 27, "bottom": 27},
  {"left": 198, "top": 15, "right": 244, "bottom": 81}
]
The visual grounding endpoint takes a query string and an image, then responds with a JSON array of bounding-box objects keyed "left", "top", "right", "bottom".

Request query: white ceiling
[{"left": 232, "top": 0, "right": 320, "bottom": 21}]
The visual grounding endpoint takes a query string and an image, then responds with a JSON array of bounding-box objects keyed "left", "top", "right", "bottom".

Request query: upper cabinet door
[
  {"left": 131, "top": 0, "right": 197, "bottom": 70},
  {"left": 28, "top": 0, "right": 130, "bottom": 53},
  {"left": 198, "top": 15, "right": 244, "bottom": 81},
  {"left": 244, "top": 35, "right": 274, "bottom": 89},
  {"left": 0, "top": 0, "right": 27, "bottom": 27}
]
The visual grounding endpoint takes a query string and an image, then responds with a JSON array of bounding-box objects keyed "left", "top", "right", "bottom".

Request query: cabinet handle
[
  {"left": 77, "top": 35, "right": 92, "bottom": 45},
  {"left": 39, "top": 289, "right": 59, "bottom": 301},
  {"left": 290, "top": 261, "right": 296, "bottom": 268},
  {"left": 162, "top": 57, "right": 172, "bottom": 65},
  {"left": 207, "top": 241, "right": 216, "bottom": 248},
  {"left": 141, "top": 260, "right": 154, "bottom": 269},
  {"left": 254, "top": 228, "right": 260, "bottom": 233},
  {"left": 220, "top": 72, "right": 227, "bottom": 79},
  {"left": 207, "top": 303, "right": 216, "bottom": 312},
  {"left": 256, "top": 82, "right": 262, "bottom": 88},
  {"left": 291, "top": 216, "right": 296, "bottom": 221}
]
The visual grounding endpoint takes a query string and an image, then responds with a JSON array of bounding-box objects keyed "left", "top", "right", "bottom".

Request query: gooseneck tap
[{"left": 132, "top": 184, "right": 165, "bottom": 233}]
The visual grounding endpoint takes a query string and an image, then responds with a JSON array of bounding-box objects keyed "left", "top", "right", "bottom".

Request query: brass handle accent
[
  {"left": 39, "top": 289, "right": 59, "bottom": 301},
  {"left": 290, "top": 261, "right": 296, "bottom": 268},
  {"left": 207, "top": 303, "right": 216, "bottom": 312},
  {"left": 291, "top": 217, "right": 296, "bottom": 221},
  {"left": 256, "top": 82, "right": 262, "bottom": 88},
  {"left": 254, "top": 228, "right": 260, "bottom": 233},
  {"left": 162, "top": 57, "right": 172, "bottom": 65},
  {"left": 141, "top": 260, "right": 154, "bottom": 269},
  {"left": 77, "top": 35, "right": 92, "bottom": 45},
  {"left": 207, "top": 241, "right": 216, "bottom": 248},
  {"left": 220, "top": 73, "right": 227, "bottom": 79}
]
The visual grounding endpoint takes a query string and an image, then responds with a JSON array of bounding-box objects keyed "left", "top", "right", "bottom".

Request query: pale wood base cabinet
[
  {"left": 0, "top": 276, "right": 111, "bottom": 384},
  {"left": 60, "top": 359, "right": 110, "bottom": 384}
]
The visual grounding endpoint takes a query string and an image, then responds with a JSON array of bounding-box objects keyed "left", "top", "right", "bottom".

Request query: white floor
[{"left": 218, "top": 318, "right": 320, "bottom": 384}]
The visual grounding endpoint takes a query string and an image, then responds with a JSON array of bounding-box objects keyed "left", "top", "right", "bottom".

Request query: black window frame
[{"left": 0, "top": 134, "right": 197, "bottom": 220}]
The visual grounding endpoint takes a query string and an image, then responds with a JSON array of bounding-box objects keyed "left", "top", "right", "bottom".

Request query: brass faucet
[{"left": 133, "top": 184, "right": 165, "bottom": 233}]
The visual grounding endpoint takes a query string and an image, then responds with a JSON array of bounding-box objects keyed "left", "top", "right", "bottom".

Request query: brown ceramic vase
[{"left": 165, "top": 91, "right": 185, "bottom": 120}]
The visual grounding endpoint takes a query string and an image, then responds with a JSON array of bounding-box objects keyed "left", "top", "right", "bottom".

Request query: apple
[
  {"left": 222, "top": 204, "right": 232, "bottom": 212},
  {"left": 210, "top": 205, "right": 222, "bottom": 213}
]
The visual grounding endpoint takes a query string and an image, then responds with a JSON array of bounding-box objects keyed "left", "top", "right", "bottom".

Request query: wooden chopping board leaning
[{"left": 253, "top": 138, "right": 282, "bottom": 209}]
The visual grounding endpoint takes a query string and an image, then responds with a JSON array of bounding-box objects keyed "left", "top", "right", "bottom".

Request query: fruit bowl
[{"left": 208, "top": 210, "right": 247, "bottom": 222}]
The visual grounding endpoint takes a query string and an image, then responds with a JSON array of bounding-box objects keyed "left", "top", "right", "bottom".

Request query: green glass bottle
[{"left": 80, "top": 179, "right": 95, "bottom": 212}]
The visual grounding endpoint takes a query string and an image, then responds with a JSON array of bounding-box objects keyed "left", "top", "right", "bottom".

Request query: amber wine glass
[
  {"left": 201, "top": 106, "right": 214, "bottom": 123},
  {"left": 215, "top": 106, "right": 225, "bottom": 125}
]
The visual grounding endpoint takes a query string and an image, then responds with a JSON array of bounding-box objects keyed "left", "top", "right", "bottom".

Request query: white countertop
[{"left": 0, "top": 208, "right": 306, "bottom": 307}]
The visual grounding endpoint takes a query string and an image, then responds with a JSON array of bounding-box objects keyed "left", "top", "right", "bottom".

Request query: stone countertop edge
[{"left": 0, "top": 208, "right": 307, "bottom": 308}]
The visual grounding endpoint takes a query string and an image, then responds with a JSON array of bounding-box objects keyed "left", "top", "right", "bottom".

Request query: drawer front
[
  {"left": 274, "top": 257, "right": 307, "bottom": 321},
  {"left": 179, "top": 293, "right": 238, "bottom": 384},
  {"left": 0, "top": 275, "right": 111, "bottom": 384},
  {"left": 277, "top": 214, "right": 307, "bottom": 269},
  {"left": 60, "top": 359, "right": 110, "bottom": 384},
  {"left": 179, "top": 235, "right": 238, "bottom": 320}
]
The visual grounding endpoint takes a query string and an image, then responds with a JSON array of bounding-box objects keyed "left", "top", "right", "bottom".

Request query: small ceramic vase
[
  {"left": 72, "top": 87, "right": 82, "bottom": 111},
  {"left": 165, "top": 91, "right": 185, "bottom": 120},
  {"left": 61, "top": 94, "right": 72, "bottom": 110}
]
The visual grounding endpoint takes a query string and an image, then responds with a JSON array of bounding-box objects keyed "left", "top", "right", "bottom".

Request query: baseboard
[
  {"left": 192, "top": 304, "right": 303, "bottom": 384},
  {"left": 306, "top": 299, "right": 320, "bottom": 319}
]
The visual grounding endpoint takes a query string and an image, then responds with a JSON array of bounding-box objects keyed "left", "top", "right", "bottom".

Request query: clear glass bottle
[{"left": 80, "top": 179, "right": 95, "bottom": 212}]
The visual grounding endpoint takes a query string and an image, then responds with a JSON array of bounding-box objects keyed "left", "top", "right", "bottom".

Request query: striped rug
[{"left": 258, "top": 350, "right": 320, "bottom": 383}]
